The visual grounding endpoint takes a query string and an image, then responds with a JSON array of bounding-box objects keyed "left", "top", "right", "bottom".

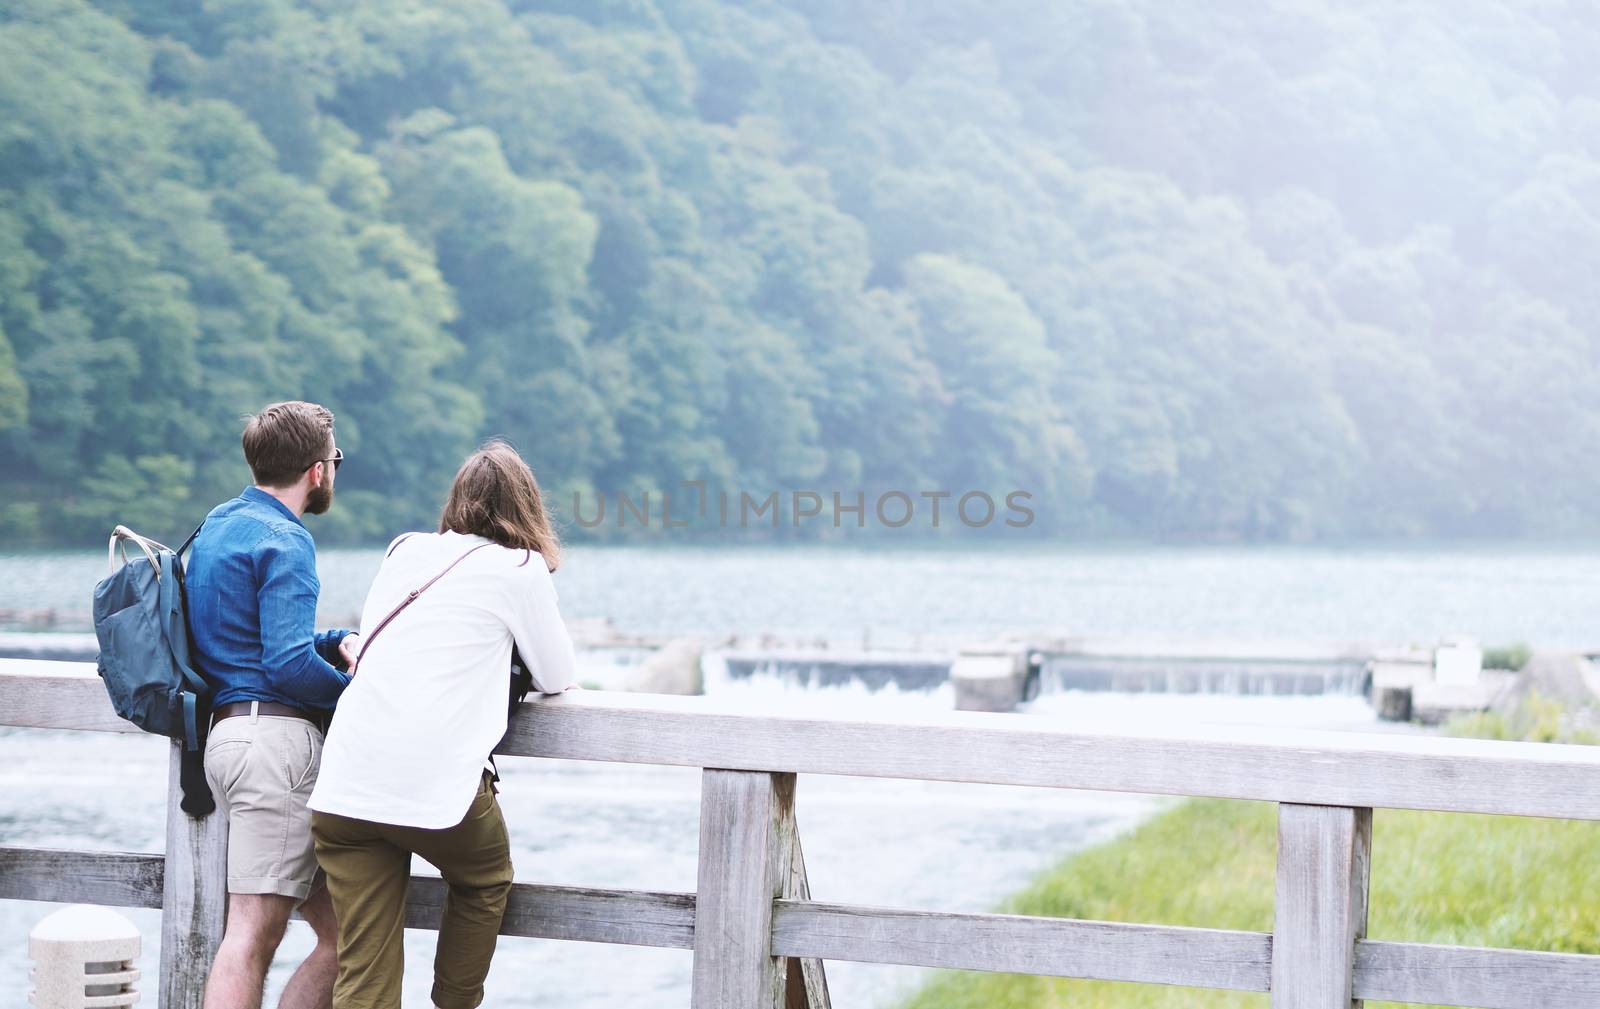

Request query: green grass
[
  {"left": 1447, "top": 689, "right": 1600, "bottom": 745},
  {"left": 1478, "top": 642, "right": 1529, "bottom": 674},
  {"left": 896, "top": 719, "right": 1600, "bottom": 1009},
  {"left": 1481, "top": 642, "right": 1533, "bottom": 672}
]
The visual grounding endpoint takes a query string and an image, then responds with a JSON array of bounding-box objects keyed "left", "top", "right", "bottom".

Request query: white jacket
[{"left": 310, "top": 530, "right": 578, "bottom": 828}]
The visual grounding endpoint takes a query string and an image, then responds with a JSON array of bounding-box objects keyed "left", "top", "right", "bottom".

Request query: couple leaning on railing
[{"left": 108, "top": 400, "right": 580, "bottom": 1009}]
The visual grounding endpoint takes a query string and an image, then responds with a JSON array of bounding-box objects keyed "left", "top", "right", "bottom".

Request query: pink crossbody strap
[{"left": 354, "top": 542, "right": 495, "bottom": 667}]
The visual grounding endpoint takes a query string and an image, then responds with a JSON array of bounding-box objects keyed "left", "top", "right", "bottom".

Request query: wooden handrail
[
  {"left": 2, "top": 662, "right": 1597, "bottom": 1009},
  {"left": 6, "top": 665, "right": 1600, "bottom": 818}
]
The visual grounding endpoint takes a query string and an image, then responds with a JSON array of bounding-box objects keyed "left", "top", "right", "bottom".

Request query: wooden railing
[{"left": 3, "top": 663, "right": 1599, "bottom": 1009}]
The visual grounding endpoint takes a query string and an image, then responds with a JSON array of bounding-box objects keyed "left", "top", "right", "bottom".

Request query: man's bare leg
[
  {"left": 279, "top": 882, "right": 339, "bottom": 1009},
  {"left": 203, "top": 893, "right": 294, "bottom": 1009}
]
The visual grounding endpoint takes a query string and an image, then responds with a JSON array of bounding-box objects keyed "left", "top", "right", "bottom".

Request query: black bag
[{"left": 493, "top": 646, "right": 538, "bottom": 787}]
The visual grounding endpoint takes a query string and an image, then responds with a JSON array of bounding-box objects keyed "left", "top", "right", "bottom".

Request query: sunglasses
[{"left": 307, "top": 447, "right": 344, "bottom": 472}]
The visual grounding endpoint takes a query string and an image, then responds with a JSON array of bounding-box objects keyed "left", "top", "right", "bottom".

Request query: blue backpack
[{"left": 92, "top": 523, "right": 215, "bottom": 815}]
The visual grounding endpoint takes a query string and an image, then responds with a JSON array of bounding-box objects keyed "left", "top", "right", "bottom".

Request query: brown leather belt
[{"left": 210, "top": 700, "right": 326, "bottom": 730}]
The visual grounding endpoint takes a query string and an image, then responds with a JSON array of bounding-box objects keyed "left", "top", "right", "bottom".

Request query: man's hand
[{"left": 339, "top": 633, "right": 362, "bottom": 675}]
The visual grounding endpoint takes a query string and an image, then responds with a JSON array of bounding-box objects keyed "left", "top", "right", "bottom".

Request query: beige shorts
[{"left": 204, "top": 708, "right": 325, "bottom": 903}]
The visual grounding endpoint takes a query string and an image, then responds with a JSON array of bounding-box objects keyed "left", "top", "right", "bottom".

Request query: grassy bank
[{"left": 896, "top": 705, "right": 1599, "bottom": 1009}]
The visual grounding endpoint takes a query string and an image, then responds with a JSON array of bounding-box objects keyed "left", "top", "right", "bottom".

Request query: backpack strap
[
  {"left": 176, "top": 708, "right": 216, "bottom": 816},
  {"left": 109, "top": 526, "right": 165, "bottom": 575},
  {"left": 356, "top": 543, "right": 495, "bottom": 667},
  {"left": 158, "top": 552, "right": 210, "bottom": 700},
  {"left": 181, "top": 692, "right": 199, "bottom": 752},
  {"left": 177, "top": 520, "right": 204, "bottom": 559}
]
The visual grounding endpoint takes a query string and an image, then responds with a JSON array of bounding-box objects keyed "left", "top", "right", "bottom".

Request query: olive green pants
[{"left": 310, "top": 772, "right": 513, "bottom": 1009}]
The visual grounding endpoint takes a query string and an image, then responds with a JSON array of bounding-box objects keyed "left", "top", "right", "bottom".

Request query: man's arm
[
  {"left": 313, "top": 629, "right": 354, "bottom": 667},
  {"left": 256, "top": 531, "right": 352, "bottom": 708}
]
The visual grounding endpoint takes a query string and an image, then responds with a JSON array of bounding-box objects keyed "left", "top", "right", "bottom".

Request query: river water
[
  {"left": 6, "top": 541, "right": 1600, "bottom": 647},
  {"left": 1, "top": 542, "right": 1594, "bottom": 1006}
]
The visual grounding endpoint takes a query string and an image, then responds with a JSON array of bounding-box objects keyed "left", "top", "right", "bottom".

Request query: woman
[{"left": 309, "top": 441, "right": 579, "bottom": 1009}]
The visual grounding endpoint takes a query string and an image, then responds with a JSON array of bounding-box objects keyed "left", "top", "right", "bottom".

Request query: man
[{"left": 188, "top": 400, "right": 362, "bottom": 1009}]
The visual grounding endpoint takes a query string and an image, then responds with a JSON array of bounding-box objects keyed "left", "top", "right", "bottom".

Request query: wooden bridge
[{"left": 2, "top": 662, "right": 1599, "bottom": 1008}]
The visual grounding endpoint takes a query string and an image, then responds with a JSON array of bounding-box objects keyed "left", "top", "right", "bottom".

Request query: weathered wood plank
[
  {"left": 0, "top": 848, "right": 699, "bottom": 951},
  {"left": 159, "top": 741, "right": 228, "bottom": 1009},
  {"left": 691, "top": 770, "right": 796, "bottom": 1009},
  {"left": 505, "top": 690, "right": 1600, "bottom": 825},
  {"left": 9, "top": 847, "right": 1595, "bottom": 1009},
  {"left": 770, "top": 900, "right": 1273, "bottom": 991},
  {"left": 9, "top": 669, "right": 1600, "bottom": 820},
  {"left": 0, "top": 848, "right": 164, "bottom": 908},
  {"left": 502, "top": 691, "right": 1600, "bottom": 820},
  {"left": 1354, "top": 940, "right": 1600, "bottom": 1009},
  {"left": 1272, "top": 804, "right": 1371, "bottom": 1009},
  {"left": 0, "top": 633, "right": 98, "bottom": 662},
  {"left": 403, "top": 878, "right": 696, "bottom": 948},
  {"left": 0, "top": 664, "right": 134, "bottom": 732},
  {"left": 783, "top": 828, "right": 831, "bottom": 1009}
]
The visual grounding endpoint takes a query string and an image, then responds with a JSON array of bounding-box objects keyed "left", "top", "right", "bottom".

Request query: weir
[
  {"left": 1039, "top": 653, "right": 1369, "bottom": 695},
  {"left": 0, "top": 633, "right": 1479, "bottom": 705},
  {"left": 3, "top": 663, "right": 1599, "bottom": 1009},
  {"left": 717, "top": 649, "right": 951, "bottom": 692},
  {"left": 716, "top": 646, "right": 1370, "bottom": 698}
]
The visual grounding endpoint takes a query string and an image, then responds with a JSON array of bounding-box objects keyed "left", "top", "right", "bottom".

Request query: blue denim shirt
[{"left": 187, "top": 486, "right": 352, "bottom": 710}]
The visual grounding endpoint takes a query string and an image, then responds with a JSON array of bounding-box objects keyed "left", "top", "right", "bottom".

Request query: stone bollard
[
  {"left": 951, "top": 643, "right": 1031, "bottom": 712},
  {"left": 29, "top": 904, "right": 141, "bottom": 1008},
  {"left": 624, "top": 637, "right": 705, "bottom": 695},
  {"left": 1375, "top": 686, "right": 1413, "bottom": 722}
]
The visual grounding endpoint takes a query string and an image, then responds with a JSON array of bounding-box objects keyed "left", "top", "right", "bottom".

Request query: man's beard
[{"left": 305, "top": 480, "right": 334, "bottom": 515}]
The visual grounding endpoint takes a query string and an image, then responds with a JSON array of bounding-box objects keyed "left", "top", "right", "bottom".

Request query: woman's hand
[{"left": 339, "top": 632, "right": 362, "bottom": 675}]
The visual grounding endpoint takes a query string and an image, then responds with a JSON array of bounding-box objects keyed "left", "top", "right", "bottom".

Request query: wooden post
[
  {"left": 159, "top": 741, "right": 228, "bottom": 1009},
  {"left": 1272, "top": 803, "right": 1372, "bottom": 1009},
  {"left": 691, "top": 769, "right": 797, "bottom": 1009}
]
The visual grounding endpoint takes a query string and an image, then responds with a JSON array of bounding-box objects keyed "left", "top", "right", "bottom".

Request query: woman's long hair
[{"left": 439, "top": 440, "right": 562, "bottom": 571}]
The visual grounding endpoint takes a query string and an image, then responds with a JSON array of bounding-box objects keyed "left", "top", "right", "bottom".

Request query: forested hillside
[{"left": 2, "top": 0, "right": 1597, "bottom": 543}]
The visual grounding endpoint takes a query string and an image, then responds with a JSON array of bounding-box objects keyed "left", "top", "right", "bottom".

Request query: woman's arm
[{"left": 504, "top": 557, "right": 579, "bottom": 693}]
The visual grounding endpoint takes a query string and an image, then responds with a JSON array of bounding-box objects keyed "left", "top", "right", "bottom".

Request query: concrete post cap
[
  {"left": 29, "top": 904, "right": 141, "bottom": 964},
  {"left": 29, "top": 905, "right": 142, "bottom": 1008},
  {"left": 956, "top": 640, "right": 1026, "bottom": 657},
  {"left": 951, "top": 654, "right": 1020, "bottom": 680}
]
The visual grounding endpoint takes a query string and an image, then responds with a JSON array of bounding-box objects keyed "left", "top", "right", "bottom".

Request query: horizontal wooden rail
[
  {"left": 774, "top": 900, "right": 1600, "bottom": 1009},
  {"left": 769, "top": 902, "right": 1600, "bottom": 1009},
  {"left": 0, "top": 846, "right": 695, "bottom": 948},
  {"left": 6, "top": 665, "right": 1600, "bottom": 819},
  {"left": 503, "top": 692, "right": 1600, "bottom": 820},
  {"left": 8, "top": 847, "right": 1593, "bottom": 1009},
  {"left": 0, "top": 848, "right": 164, "bottom": 908},
  {"left": 405, "top": 879, "right": 696, "bottom": 949},
  {"left": 1354, "top": 940, "right": 1600, "bottom": 1009},
  {"left": 771, "top": 899, "right": 1273, "bottom": 991},
  {"left": 1, "top": 662, "right": 137, "bottom": 733}
]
